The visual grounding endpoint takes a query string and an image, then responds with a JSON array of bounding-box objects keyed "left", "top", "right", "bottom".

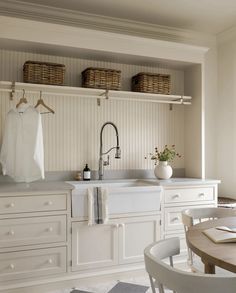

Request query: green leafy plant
[{"left": 146, "top": 145, "right": 181, "bottom": 165}]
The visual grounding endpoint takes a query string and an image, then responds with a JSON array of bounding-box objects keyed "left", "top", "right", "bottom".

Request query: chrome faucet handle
[
  {"left": 115, "top": 147, "right": 121, "bottom": 159},
  {"left": 103, "top": 155, "right": 110, "bottom": 166}
]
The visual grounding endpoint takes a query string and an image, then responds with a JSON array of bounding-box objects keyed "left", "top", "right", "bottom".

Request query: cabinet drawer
[
  {"left": 164, "top": 187, "right": 214, "bottom": 204},
  {"left": 0, "top": 247, "right": 66, "bottom": 281},
  {"left": 0, "top": 194, "right": 67, "bottom": 214},
  {"left": 0, "top": 215, "right": 66, "bottom": 248},
  {"left": 165, "top": 207, "right": 185, "bottom": 232},
  {"left": 164, "top": 205, "right": 213, "bottom": 232}
]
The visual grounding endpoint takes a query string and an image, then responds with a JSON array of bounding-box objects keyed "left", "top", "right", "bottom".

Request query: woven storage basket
[
  {"left": 23, "top": 61, "right": 65, "bottom": 85},
  {"left": 132, "top": 72, "right": 171, "bottom": 94},
  {"left": 82, "top": 67, "right": 121, "bottom": 90}
]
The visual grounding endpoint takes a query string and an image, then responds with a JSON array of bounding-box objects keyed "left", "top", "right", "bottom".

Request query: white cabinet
[
  {"left": 0, "top": 181, "right": 220, "bottom": 291},
  {"left": 164, "top": 186, "right": 215, "bottom": 205},
  {"left": 0, "top": 246, "right": 67, "bottom": 282},
  {"left": 0, "top": 215, "right": 66, "bottom": 248},
  {"left": 118, "top": 215, "right": 161, "bottom": 264},
  {"left": 71, "top": 215, "right": 161, "bottom": 271},
  {"left": 0, "top": 190, "right": 70, "bottom": 283},
  {"left": 71, "top": 222, "right": 119, "bottom": 271},
  {"left": 162, "top": 184, "right": 218, "bottom": 260},
  {"left": 0, "top": 193, "right": 67, "bottom": 214}
]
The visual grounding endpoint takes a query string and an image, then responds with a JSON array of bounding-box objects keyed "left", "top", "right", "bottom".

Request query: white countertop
[
  {"left": 0, "top": 178, "right": 220, "bottom": 194},
  {"left": 0, "top": 181, "right": 73, "bottom": 194},
  {"left": 67, "top": 178, "right": 221, "bottom": 186},
  {"left": 156, "top": 178, "right": 221, "bottom": 186}
]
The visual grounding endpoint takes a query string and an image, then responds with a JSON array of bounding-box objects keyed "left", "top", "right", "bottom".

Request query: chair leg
[
  {"left": 148, "top": 274, "right": 157, "bottom": 293},
  {"left": 157, "top": 282, "right": 165, "bottom": 293},
  {"left": 187, "top": 247, "right": 193, "bottom": 265}
]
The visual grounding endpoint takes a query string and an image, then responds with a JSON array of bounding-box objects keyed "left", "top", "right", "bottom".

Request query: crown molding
[
  {"left": 0, "top": 0, "right": 215, "bottom": 47},
  {"left": 217, "top": 26, "right": 236, "bottom": 45}
]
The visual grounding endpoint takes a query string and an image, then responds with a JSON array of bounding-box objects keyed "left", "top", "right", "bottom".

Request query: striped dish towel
[{"left": 87, "top": 187, "right": 109, "bottom": 225}]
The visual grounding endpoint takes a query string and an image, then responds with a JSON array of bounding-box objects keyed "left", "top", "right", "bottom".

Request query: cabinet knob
[
  {"left": 9, "top": 264, "right": 15, "bottom": 270},
  {"left": 171, "top": 216, "right": 180, "bottom": 222},
  {"left": 8, "top": 230, "right": 15, "bottom": 236},
  {"left": 172, "top": 194, "right": 180, "bottom": 199},
  {"left": 8, "top": 203, "right": 15, "bottom": 208},
  {"left": 45, "top": 201, "right": 53, "bottom": 206},
  {"left": 199, "top": 193, "right": 205, "bottom": 197},
  {"left": 47, "top": 259, "right": 53, "bottom": 264},
  {"left": 47, "top": 227, "right": 53, "bottom": 232}
]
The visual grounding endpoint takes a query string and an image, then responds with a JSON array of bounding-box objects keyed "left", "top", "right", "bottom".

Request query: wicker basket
[
  {"left": 82, "top": 67, "right": 121, "bottom": 90},
  {"left": 23, "top": 61, "right": 65, "bottom": 85},
  {"left": 132, "top": 72, "right": 171, "bottom": 94}
]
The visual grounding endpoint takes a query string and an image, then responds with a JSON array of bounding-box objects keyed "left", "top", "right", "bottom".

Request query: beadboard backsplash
[{"left": 0, "top": 49, "right": 185, "bottom": 172}]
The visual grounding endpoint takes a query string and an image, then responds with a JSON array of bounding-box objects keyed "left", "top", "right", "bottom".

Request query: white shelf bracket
[
  {"left": 10, "top": 81, "right": 15, "bottom": 100},
  {"left": 169, "top": 96, "right": 184, "bottom": 111}
]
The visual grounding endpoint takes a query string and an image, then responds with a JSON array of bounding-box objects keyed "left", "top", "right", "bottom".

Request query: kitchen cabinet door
[
  {"left": 118, "top": 215, "right": 161, "bottom": 264},
  {"left": 71, "top": 222, "right": 118, "bottom": 271}
]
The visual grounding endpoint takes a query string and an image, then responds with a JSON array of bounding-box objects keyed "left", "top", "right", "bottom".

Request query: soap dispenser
[{"left": 83, "top": 164, "right": 91, "bottom": 181}]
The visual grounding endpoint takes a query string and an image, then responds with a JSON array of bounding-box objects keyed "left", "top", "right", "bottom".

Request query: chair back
[
  {"left": 182, "top": 207, "right": 236, "bottom": 231},
  {"left": 144, "top": 238, "right": 236, "bottom": 293}
]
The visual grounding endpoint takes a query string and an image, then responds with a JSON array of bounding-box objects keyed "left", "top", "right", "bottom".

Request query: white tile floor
[
  {"left": 48, "top": 276, "right": 163, "bottom": 293},
  {"left": 48, "top": 264, "right": 188, "bottom": 293}
]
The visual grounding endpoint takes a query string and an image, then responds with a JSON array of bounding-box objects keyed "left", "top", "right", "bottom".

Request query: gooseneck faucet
[{"left": 99, "top": 122, "right": 121, "bottom": 180}]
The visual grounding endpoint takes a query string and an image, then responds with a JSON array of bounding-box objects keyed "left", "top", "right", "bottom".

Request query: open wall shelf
[{"left": 0, "top": 81, "right": 192, "bottom": 106}]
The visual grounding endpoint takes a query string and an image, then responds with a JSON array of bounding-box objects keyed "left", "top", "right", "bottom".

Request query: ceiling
[{"left": 9, "top": 0, "right": 236, "bottom": 35}]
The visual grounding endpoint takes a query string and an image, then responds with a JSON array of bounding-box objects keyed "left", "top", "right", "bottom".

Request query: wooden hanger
[
  {"left": 35, "top": 91, "right": 55, "bottom": 114},
  {"left": 16, "top": 89, "right": 28, "bottom": 108}
]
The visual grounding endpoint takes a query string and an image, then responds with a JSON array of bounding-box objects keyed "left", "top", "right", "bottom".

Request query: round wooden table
[{"left": 186, "top": 217, "right": 236, "bottom": 274}]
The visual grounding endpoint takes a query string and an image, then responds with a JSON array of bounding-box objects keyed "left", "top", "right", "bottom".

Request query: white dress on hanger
[{"left": 0, "top": 103, "right": 45, "bottom": 182}]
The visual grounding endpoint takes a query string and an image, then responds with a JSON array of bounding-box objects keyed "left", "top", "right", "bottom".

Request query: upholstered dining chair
[
  {"left": 144, "top": 237, "right": 236, "bottom": 293},
  {"left": 181, "top": 207, "right": 236, "bottom": 268}
]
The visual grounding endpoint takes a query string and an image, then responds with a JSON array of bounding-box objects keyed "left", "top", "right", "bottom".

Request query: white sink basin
[
  {"left": 68, "top": 179, "right": 162, "bottom": 218},
  {"left": 67, "top": 179, "right": 158, "bottom": 189}
]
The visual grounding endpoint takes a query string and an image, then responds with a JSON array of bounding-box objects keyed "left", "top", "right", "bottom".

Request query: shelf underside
[{"left": 0, "top": 81, "right": 192, "bottom": 105}]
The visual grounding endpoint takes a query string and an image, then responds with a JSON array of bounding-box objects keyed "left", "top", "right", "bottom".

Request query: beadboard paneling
[{"left": 0, "top": 49, "right": 185, "bottom": 172}]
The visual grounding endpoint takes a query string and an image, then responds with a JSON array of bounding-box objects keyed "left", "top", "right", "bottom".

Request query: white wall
[
  {"left": 217, "top": 35, "right": 236, "bottom": 198},
  {"left": 0, "top": 15, "right": 218, "bottom": 180},
  {"left": 0, "top": 49, "right": 185, "bottom": 173},
  {"left": 204, "top": 47, "right": 218, "bottom": 179}
]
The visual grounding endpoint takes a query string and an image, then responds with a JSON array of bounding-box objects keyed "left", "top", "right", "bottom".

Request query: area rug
[{"left": 71, "top": 282, "right": 149, "bottom": 293}]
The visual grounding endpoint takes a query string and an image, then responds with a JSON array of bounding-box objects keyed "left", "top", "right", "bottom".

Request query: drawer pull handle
[
  {"left": 45, "top": 201, "right": 53, "bottom": 206},
  {"left": 199, "top": 193, "right": 205, "bottom": 197},
  {"left": 47, "top": 259, "right": 53, "bottom": 264},
  {"left": 172, "top": 194, "right": 180, "bottom": 199},
  {"left": 8, "top": 230, "right": 15, "bottom": 236},
  {"left": 171, "top": 217, "right": 180, "bottom": 222},
  {"left": 9, "top": 264, "right": 15, "bottom": 270},
  {"left": 8, "top": 203, "right": 15, "bottom": 208},
  {"left": 47, "top": 227, "right": 53, "bottom": 232}
]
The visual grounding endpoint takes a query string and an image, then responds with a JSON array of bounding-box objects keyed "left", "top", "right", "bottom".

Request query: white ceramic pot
[{"left": 154, "top": 161, "right": 173, "bottom": 179}]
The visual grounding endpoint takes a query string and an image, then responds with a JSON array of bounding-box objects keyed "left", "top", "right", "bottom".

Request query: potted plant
[{"left": 147, "top": 145, "right": 181, "bottom": 179}]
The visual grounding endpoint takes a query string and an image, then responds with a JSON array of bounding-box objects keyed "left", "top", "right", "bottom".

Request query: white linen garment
[{"left": 0, "top": 103, "right": 45, "bottom": 182}]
